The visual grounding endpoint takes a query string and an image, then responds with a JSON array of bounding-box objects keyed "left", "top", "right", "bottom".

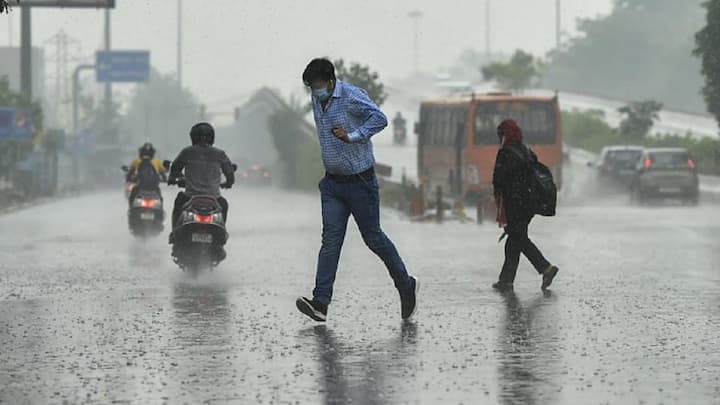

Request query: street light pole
[
  {"left": 8, "top": 9, "right": 13, "bottom": 46},
  {"left": 485, "top": 0, "right": 491, "bottom": 58},
  {"left": 408, "top": 10, "right": 423, "bottom": 76},
  {"left": 177, "top": 0, "right": 183, "bottom": 87},
  {"left": 556, "top": 0, "right": 561, "bottom": 49},
  {"left": 104, "top": 8, "right": 112, "bottom": 112},
  {"left": 20, "top": 4, "right": 31, "bottom": 98}
]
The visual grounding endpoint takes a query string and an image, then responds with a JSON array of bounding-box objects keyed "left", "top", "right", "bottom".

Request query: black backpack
[
  {"left": 136, "top": 158, "right": 161, "bottom": 189},
  {"left": 507, "top": 146, "right": 557, "bottom": 217}
]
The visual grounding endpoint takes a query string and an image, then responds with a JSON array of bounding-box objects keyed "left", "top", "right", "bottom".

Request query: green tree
[
  {"left": 694, "top": 0, "right": 720, "bottom": 130},
  {"left": 543, "top": 0, "right": 704, "bottom": 113},
  {"left": 267, "top": 101, "right": 321, "bottom": 190},
  {"left": 563, "top": 109, "right": 720, "bottom": 175},
  {"left": 1, "top": 0, "right": 18, "bottom": 13},
  {"left": 0, "top": 76, "right": 43, "bottom": 131},
  {"left": 0, "top": 76, "right": 44, "bottom": 187},
  {"left": 333, "top": 59, "right": 387, "bottom": 106},
  {"left": 481, "top": 50, "right": 540, "bottom": 92},
  {"left": 618, "top": 100, "right": 663, "bottom": 139},
  {"left": 120, "top": 69, "right": 199, "bottom": 156}
]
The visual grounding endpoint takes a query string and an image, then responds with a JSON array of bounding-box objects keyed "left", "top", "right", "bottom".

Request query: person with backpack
[
  {"left": 126, "top": 142, "right": 166, "bottom": 205},
  {"left": 492, "top": 119, "right": 559, "bottom": 292}
]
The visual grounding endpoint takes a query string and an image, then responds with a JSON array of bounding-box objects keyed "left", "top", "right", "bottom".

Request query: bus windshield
[{"left": 474, "top": 101, "right": 557, "bottom": 145}]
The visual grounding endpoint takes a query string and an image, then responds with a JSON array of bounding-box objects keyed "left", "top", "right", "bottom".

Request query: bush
[
  {"left": 562, "top": 109, "right": 720, "bottom": 175},
  {"left": 296, "top": 137, "right": 324, "bottom": 191},
  {"left": 562, "top": 109, "right": 623, "bottom": 152}
]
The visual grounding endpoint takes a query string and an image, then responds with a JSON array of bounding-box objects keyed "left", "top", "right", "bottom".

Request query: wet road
[{"left": 1, "top": 172, "right": 719, "bottom": 404}]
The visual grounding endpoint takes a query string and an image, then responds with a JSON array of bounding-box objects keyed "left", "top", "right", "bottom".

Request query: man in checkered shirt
[{"left": 295, "top": 58, "right": 419, "bottom": 323}]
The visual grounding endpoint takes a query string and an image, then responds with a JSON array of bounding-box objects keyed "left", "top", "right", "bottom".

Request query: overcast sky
[{"left": 1, "top": 0, "right": 613, "bottom": 109}]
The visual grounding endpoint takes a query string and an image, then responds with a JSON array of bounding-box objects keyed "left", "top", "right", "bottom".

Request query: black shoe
[
  {"left": 400, "top": 276, "right": 420, "bottom": 320},
  {"left": 296, "top": 297, "right": 327, "bottom": 322},
  {"left": 541, "top": 266, "right": 559, "bottom": 290},
  {"left": 492, "top": 281, "right": 514, "bottom": 292}
]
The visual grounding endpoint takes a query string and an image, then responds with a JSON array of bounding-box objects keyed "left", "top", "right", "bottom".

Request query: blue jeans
[{"left": 313, "top": 175, "right": 412, "bottom": 305}]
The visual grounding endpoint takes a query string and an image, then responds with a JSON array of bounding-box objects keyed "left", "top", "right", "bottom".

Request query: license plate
[
  {"left": 659, "top": 187, "right": 681, "bottom": 193},
  {"left": 140, "top": 212, "right": 155, "bottom": 220},
  {"left": 191, "top": 233, "right": 212, "bottom": 243}
]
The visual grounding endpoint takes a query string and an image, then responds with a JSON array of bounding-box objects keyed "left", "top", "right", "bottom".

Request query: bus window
[
  {"left": 432, "top": 107, "right": 451, "bottom": 146},
  {"left": 431, "top": 108, "right": 442, "bottom": 146},
  {"left": 455, "top": 108, "right": 468, "bottom": 146},
  {"left": 475, "top": 101, "right": 557, "bottom": 145},
  {"left": 443, "top": 109, "right": 454, "bottom": 146},
  {"left": 427, "top": 109, "right": 438, "bottom": 145}
]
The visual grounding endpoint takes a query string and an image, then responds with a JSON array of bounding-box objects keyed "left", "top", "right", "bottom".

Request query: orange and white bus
[{"left": 415, "top": 93, "right": 563, "bottom": 203}]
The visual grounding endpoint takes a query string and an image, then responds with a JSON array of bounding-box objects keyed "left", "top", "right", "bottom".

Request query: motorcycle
[
  {"left": 393, "top": 126, "right": 407, "bottom": 145},
  {"left": 392, "top": 116, "right": 407, "bottom": 145},
  {"left": 164, "top": 160, "right": 235, "bottom": 273},
  {"left": 121, "top": 165, "right": 165, "bottom": 237},
  {"left": 121, "top": 165, "right": 136, "bottom": 199}
]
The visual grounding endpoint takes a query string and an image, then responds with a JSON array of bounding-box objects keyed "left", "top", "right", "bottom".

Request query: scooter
[
  {"left": 164, "top": 160, "right": 235, "bottom": 274},
  {"left": 121, "top": 165, "right": 165, "bottom": 237}
]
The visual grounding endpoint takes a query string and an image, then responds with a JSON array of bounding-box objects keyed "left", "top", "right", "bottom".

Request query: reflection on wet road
[
  {"left": 497, "top": 291, "right": 561, "bottom": 405},
  {"left": 301, "top": 322, "right": 418, "bottom": 405}
]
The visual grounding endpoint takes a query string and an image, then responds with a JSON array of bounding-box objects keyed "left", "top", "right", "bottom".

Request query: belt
[{"left": 325, "top": 167, "right": 375, "bottom": 183}]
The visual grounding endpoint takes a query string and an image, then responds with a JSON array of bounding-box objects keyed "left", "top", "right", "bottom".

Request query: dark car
[
  {"left": 592, "top": 145, "right": 644, "bottom": 185},
  {"left": 631, "top": 148, "right": 699, "bottom": 205},
  {"left": 239, "top": 164, "right": 272, "bottom": 186}
]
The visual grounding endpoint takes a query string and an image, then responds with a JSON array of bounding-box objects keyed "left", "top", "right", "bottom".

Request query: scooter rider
[
  {"left": 126, "top": 142, "right": 166, "bottom": 204},
  {"left": 167, "top": 122, "right": 235, "bottom": 243}
]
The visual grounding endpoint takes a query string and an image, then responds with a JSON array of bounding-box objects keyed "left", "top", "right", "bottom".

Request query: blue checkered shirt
[{"left": 310, "top": 81, "right": 388, "bottom": 175}]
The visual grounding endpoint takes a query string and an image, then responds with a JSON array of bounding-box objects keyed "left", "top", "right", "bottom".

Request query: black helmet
[
  {"left": 138, "top": 142, "right": 155, "bottom": 158},
  {"left": 190, "top": 122, "right": 215, "bottom": 146}
]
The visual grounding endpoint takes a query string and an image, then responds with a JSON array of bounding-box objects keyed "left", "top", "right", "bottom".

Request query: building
[{"left": 0, "top": 47, "right": 46, "bottom": 101}]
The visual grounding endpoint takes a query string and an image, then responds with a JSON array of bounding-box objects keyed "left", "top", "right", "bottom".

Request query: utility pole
[
  {"left": 18, "top": 1, "right": 115, "bottom": 101},
  {"left": 177, "top": 0, "right": 183, "bottom": 87},
  {"left": 485, "top": 0, "right": 491, "bottom": 58},
  {"left": 556, "top": 0, "right": 561, "bottom": 49},
  {"left": 20, "top": 4, "right": 31, "bottom": 98},
  {"left": 104, "top": 8, "right": 112, "bottom": 112},
  {"left": 408, "top": 10, "right": 423, "bottom": 76},
  {"left": 8, "top": 10, "right": 13, "bottom": 47}
]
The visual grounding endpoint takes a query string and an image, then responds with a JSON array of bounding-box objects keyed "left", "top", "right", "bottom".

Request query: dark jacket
[
  {"left": 493, "top": 143, "right": 535, "bottom": 221},
  {"left": 169, "top": 145, "right": 234, "bottom": 197}
]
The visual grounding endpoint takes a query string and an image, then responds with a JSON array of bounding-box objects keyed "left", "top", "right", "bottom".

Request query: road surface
[{"left": 1, "top": 163, "right": 719, "bottom": 404}]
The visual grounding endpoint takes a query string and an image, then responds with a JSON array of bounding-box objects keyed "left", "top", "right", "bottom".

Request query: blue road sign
[
  {"left": 0, "top": 108, "right": 32, "bottom": 141},
  {"left": 96, "top": 51, "right": 150, "bottom": 83}
]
